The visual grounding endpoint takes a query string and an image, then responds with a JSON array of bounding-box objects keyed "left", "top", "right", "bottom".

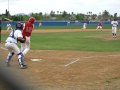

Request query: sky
[{"left": 0, "top": 0, "right": 120, "bottom": 16}]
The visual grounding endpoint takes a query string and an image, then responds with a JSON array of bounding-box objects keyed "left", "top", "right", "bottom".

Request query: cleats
[
  {"left": 20, "top": 64, "right": 27, "bottom": 69},
  {"left": 6, "top": 62, "right": 10, "bottom": 67}
]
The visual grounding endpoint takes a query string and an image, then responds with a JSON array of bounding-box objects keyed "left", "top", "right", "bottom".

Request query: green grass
[
  {"left": 2, "top": 30, "right": 120, "bottom": 52},
  {"left": 35, "top": 25, "right": 113, "bottom": 29},
  {"left": 30, "top": 31, "right": 120, "bottom": 52},
  {"left": 1, "top": 25, "right": 115, "bottom": 30}
]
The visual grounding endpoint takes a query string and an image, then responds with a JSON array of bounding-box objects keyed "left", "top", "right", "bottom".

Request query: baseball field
[{"left": 1, "top": 28, "right": 120, "bottom": 90}]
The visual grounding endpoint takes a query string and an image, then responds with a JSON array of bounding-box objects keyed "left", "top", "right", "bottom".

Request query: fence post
[{"left": 0, "top": 18, "right": 1, "bottom": 43}]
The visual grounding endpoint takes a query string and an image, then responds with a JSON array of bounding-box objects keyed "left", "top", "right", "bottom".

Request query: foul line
[
  {"left": 64, "top": 54, "right": 120, "bottom": 67},
  {"left": 2, "top": 46, "right": 120, "bottom": 67},
  {"left": 64, "top": 58, "right": 79, "bottom": 67}
]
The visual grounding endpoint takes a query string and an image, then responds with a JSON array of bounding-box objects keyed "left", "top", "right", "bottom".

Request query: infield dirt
[{"left": 1, "top": 29, "right": 120, "bottom": 90}]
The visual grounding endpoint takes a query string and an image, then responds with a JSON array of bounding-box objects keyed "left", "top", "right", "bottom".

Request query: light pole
[
  {"left": 8, "top": 0, "right": 9, "bottom": 18},
  {"left": 0, "top": 18, "right": 1, "bottom": 43}
]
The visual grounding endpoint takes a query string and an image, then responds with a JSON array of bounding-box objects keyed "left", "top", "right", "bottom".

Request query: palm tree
[{"left": 57, "top": 11, "right": 59, "bottom": 15}]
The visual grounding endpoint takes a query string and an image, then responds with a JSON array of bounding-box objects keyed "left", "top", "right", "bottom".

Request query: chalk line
[
  {"left": 64, "top": 54, "right": 120, "bottom": 67},
  {"left": 1, "top": 47, "right": 8, "bottom": 50},
  {"left": 64, "top": 59, "right": 79, "bottom": 67}
]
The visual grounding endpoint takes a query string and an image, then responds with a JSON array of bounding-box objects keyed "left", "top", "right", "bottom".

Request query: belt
[{"left": 6, "top": 42, "right": 16, "bottom": 43}]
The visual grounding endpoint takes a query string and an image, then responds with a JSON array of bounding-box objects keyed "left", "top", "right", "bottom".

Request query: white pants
[
  {"left": 5, "top": 42, "right": 20, "bottom": 54},
  {"left": 82, "top": 25, "right": 86, "bottom": 29},
  {"left": 112, "top": 26, "right": 117, "bottom": 34},
  {"left": 21, "top": 36, "right": 30, "bottom": 56},
  {"left": 7, "top": 27, "right": 13, "bottom": 31},
  {"left": 96, "top": 26, "right": 102, "bottom": 30},
  {"left": 5, "top": 42, "right": 24, "bottom": 65}
]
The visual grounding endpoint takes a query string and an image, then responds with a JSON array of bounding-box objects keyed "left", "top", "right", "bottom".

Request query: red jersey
[
  {"left": 22, "top": 22, "right": 34, "bottom": 37},
  {"left": 97, "top": 23, "right": 103, "bottom": 26}
]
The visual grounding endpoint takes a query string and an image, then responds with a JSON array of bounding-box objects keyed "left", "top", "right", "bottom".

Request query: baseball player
[
  {"left": 96, "top": 22, "right": 103, "bottom": 30},
  {"left": 5, "top": 22, "right": 27, "bottom": 69},
  {"left": 21, "top": 17, "right": 35, "bottom": 56},
  {"left": 81, "top": 22, "right": 87, "bottom": 30},
  {"left": 111, "top": 19, "right": 118, "bottom": 38},
  {"left": 6, "top": 23, "right": 13, "bottom": 31}
]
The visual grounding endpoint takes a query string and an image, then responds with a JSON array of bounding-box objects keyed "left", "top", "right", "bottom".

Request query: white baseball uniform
[
  {"left": 111, "top": 20, "right": 118, "bottom": 37},
  {"left": 5, "top": 29, "right": 25, "bottom": 66},
  {"left": 7, "top": 24, "right": 13, "bottom": 31},
  {"left": 82, "top": 23, "right": 87, "bottom": 30}
]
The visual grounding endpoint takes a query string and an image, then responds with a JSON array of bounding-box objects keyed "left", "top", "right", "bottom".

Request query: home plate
[{"left": 31, "top": 59, "right": 43, "bottom": 62}]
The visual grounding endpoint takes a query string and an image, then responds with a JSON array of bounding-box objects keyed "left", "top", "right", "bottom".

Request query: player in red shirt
[{"left": 21, "top": 17, "right": 35, "bottom": 56}]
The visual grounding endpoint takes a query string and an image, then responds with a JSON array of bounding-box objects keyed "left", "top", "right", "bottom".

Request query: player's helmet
[
  {"left": 28, "top": 17, "right": 35, "bottom": 24},
  {"left": 16, "top": 22, "right": 23, "bottom": 30}
]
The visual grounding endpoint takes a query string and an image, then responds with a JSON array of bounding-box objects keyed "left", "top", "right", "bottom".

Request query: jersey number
[{"left": 26, "top": 27, "right": 32, "bottom": 33}]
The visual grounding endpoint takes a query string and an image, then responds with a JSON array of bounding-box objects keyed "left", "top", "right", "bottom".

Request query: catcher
[{"left": 5, "top": 22, "right": 27, "bottom": 69}]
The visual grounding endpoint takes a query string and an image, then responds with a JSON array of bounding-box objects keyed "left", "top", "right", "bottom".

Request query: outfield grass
[
  {"left": 35, "top": 25, "right": 113, "bottom": 29},
  {"left": 30, "top": 31, "right": 120, "bottom": 52},
  {"left": 2, "top": 25, "right": 115, "bottom": 30},
  {"left": 2, "top": 30, "right": 120, "bottom": 52}
]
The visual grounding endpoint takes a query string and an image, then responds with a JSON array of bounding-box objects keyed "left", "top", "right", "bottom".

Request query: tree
[
  {"left": 101, "top": 10, "right": 110, "bottom": 21},
  {"left": 76, "top": 13, "right": 85, "bottom": 21},
  {"left": 50, "top": 10, "right": 55, "bottom": 17},
  {"left": 62, "top": 11, "right": 68, "bottom": 18},
  {"left": 91, "top": 14, "right": 97, "bottom": 21},
  {"left": 1, "top": 9, "right": 120, "bottom": 21},
  {"left": 57, "top": 11, "right": 59, "bottom": 14},
  {"left": 30, "top": 12, "right": 43, "bottom": 21},
  {"left": 5, "top": 9, "right": 10, "bottom": 18},
  {"left": 114, "top": 13, "right": 117, "bottom": 19}
]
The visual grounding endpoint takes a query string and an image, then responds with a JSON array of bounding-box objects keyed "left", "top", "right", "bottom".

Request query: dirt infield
[
  {"left": 1, "top": 29, "right": 120, "bottom": 90},
  {"left": 1, "top": 29, "right": 112, "bottom": 33}
]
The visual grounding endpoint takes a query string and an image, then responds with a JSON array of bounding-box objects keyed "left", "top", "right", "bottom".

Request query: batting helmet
[
  {"left": 16, "top": 22, "right": 23, "bottom": 30},
  {"left": 28, "top": 17, "right": 35, "bottom": 24}
]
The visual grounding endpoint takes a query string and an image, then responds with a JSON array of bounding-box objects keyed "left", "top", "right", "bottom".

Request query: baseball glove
[{"left": 17, "top": 37, "right": 26, "bottom": 43}]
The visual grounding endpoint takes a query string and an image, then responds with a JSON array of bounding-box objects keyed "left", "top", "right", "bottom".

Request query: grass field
[
  {"left": 1, "top": 29, "right": 120, "bottom": 52},
  {"left": 31, "top": 31, "right": 120, "bottom": 52},
  {"left": 2, "top": 25, "right": 117, "bottom": 30},
  {"left": 1, "top": 29, "right": 120, "bottom": 90},
  {"left": 34, "top": 25, "right": 114, "bottom": 29}
]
